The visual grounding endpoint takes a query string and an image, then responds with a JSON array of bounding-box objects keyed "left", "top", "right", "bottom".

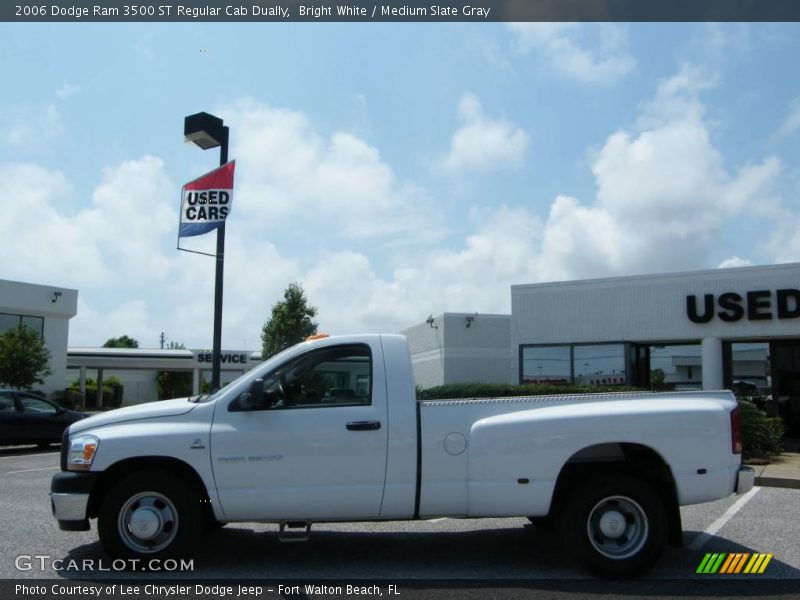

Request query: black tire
[
  {"left": 98, "top": 471, "right": 202, "bottom": 560},
  {"left": 559, "top": 473, "right": 668, "bottom": 578},
  {"left": 527, "top": 516, "right": 555, "bottom": 531},
  {"left": 206, "top": 519, "right": 227, "bottom": 532}
]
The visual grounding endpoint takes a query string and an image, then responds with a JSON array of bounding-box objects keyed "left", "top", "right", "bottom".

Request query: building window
[
  {"left": 573, "top": 344, "right": 627, "bottom": 386},
  {"left": 521, "top": 346, "right": 571, "bottom": 385},
  {"left": 521, "top": 344, "right": 629, "bottom": 386},
  {"left": 649, "top": 344, "right": 702, "bottom": 390},
  {"left": 0, "top": 313, "right": 44, "bottom": 338},
  {"left": 730, "top": 342, "right": 769, "bottom": 401}
]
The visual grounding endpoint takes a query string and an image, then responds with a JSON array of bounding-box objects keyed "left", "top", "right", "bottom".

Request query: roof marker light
[{"left": 305, "top": 333, "right": 329, "bottom": 341}]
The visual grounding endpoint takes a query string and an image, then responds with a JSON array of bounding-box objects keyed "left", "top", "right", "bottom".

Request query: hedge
[{"left": 739, "top": 400, "right": 785, "bottom": 457}]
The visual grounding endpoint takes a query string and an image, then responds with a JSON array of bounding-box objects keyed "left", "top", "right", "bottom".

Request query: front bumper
[
  {"left": 50, "top": 471, "right": 99, "bottom": 531},
  {"left": 736, "top": 466, "right": 755, "bottom": 495}
]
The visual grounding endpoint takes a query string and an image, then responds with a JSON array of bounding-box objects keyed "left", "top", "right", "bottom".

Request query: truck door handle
[{"left": 346, "top": 420, "right": 381, "bottom": 431}]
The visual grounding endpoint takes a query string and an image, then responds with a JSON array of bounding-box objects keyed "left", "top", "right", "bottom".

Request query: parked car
[{"left": 0, "top": 389, "right": 88, "bottom": 447}]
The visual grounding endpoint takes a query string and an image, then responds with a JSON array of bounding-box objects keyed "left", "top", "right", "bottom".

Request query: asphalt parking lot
[{"left": 1, "top": 446, "right": 799, "bottom": 597}]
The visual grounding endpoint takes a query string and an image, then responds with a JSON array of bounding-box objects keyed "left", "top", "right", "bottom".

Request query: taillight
[{"left": 730, "top": 407, "right": 742, "bottom": 454}]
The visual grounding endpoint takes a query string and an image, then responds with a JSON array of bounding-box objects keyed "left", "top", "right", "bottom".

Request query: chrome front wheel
[
  {"left": 99, "top": 471, "right": 201, "bottom": 560},
  {"left": 117, "top": 491, "right": 179, "bottom": 554}
]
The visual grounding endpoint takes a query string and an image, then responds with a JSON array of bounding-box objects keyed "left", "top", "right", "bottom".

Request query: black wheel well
[
  {"left": 88, "top": 456, "right": 212, "bottom": 521},
  {"left": 550, "top": 443, "right": 682, "bottom": 547}
]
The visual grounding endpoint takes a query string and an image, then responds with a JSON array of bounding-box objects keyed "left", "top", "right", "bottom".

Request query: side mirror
[{"left": 237, "top": 379, "right": 265, "bottom": 411}]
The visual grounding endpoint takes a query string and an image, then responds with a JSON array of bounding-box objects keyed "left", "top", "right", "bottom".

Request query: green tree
[
  {"left": 103, "top": 335, "right": 139, "bottom": 348},
  {"left": 650, "top": 368, "right": 666, "bottom": 387},
  {"left": 0, "top": 325, "right": 52, "bottom": 389},
  {"left": 261, "top": 282, "right": 319, "bottom": 359},
  {"left": 156, "top": 371, "right": 193, "bottom": 399}
]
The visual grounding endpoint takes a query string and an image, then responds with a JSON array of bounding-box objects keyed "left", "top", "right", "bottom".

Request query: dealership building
[
  {"left": 0, "top": 278, "right": 78, "bottom": 394},
  {"left": 402, "top": 263, "right": 800, "bottom": 435},
  {"left": 400, "top": 312, "right": 512, "bottom": 389},
  {"left": 66, "top": 347, "right": 261, "bottom": 405},
  {"left": 403, "top": 264, "right": 799, "bottom": 395},
  {"left": 510, "top": 263, "right": 799, "bottom": 397}
]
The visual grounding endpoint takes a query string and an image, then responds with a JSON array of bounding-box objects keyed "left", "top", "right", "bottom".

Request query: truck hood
[{"left": 68, "top": 398, "right": 197, "bottom": 435}]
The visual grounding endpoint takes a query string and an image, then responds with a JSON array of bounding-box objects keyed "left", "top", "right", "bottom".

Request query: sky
[{"left": 1, "top": 22, "right": 799, "bottom": 350}]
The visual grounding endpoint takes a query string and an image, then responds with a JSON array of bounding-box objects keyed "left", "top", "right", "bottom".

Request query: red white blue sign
[{"left": 179, "top": 160, "right": 235, "bottom": 238}]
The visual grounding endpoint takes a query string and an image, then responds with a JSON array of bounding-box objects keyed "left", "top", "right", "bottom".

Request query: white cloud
[
  {"left": 3, "top": 104, "right": 62, "bottom": 146},
  {"left": 775, "top": 97, "right": 800, "bottom": 139},
  {"left": 304, "top": 206, "right": 545, "bottom": 333},
  {"left": 637, "top": 63, "right": 717, "bottom": 128},
  {"left": 507, "top": 23, "right": 635, "bottom": 85},
  {"left": 0, "top": 162, "right": 110, "bottom": 287},
  {"left": 4, "top": 84, "right": 81, "bottom": 148},
  {"left": 0, "top": 157, "right": 180, "bottom": 345},
  {"left": 84, "top": 156, "right": 177, "bottom": 281},
  {"left": 766, "top": 210, "right": 800, "bottom": 264},
  {"left": 718, "top": 257, "right": 754, "bottom": 269},
  {"left": 534, "top": 65, "right": 781, "bottom": 279},
  {"left": 71, "top": 298, "right": 154, "bottom": 349},
  {"left": 56, "top": 83, "right": 81, "bottom": 100},
  {"left": 442, "top": 94, "right": 529, "bottom": 172},
  {"left": 221, "top": 99, "right": 443, "bottom": 242},
  {"left": 3, "top": 75, "right": 792, "bottom": 351}
]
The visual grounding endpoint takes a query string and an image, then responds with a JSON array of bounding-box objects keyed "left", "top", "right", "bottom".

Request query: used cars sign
[{"left": 179, "top": 160, "right": 235, "bottom": 238}]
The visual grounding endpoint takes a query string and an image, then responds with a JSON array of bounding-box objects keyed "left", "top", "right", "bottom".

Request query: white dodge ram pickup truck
[{"left": 51, "top": 334, "right": 753, "bottom": 577}]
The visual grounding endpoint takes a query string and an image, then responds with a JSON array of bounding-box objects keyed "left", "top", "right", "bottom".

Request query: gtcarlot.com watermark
[{"left": 15, "top": 554, "right": 194, "bottom": 572}]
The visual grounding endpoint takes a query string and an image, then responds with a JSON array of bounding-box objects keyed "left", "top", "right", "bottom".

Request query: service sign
[{"left": 179, "top": 160, "right": 235, "bottom": 237}]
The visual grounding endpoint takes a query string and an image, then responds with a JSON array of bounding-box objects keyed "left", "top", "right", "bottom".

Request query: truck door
[{"left": 210, "top": 342, "right": 388, "bottom": 521}]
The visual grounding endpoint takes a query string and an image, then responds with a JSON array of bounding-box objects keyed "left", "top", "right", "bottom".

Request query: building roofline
[
  {"left": 511, "top": 262, "right": 800, "bottom": 292},
  {"left": 0, "top": 278, "right": 79, "bottom": 295},
  {"left": 442, "top": 312, "right": 510, "bottom": 319}
]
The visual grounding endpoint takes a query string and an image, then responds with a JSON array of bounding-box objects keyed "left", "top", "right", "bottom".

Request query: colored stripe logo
[{"left": 696, "top": 553, "right": 773, "bottom": 574}]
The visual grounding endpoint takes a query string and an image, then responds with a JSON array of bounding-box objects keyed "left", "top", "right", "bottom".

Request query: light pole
[{"left": 184, "top": 112, "right": 229, "bottom": 391}]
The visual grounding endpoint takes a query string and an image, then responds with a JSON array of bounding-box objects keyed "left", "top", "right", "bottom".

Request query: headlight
[{"left": 67, "top": 434, "right": 99, "bottom": 471}]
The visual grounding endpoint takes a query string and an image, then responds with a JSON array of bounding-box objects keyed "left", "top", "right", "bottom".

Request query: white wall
[
  {"left": 511, "top": 263, "right": 800, "bottom": 387},
  {"left": 441, "top": 313, "right": 511, "bottom": 386},
  {"left": 400, "top": 318, "right": 445, "bottom": 389},
  {"left": 400, "top": 313, "right": 511, "bottom": 389},
  {"left": 0, "top": 279, "right": 78, "bottom": 395}
]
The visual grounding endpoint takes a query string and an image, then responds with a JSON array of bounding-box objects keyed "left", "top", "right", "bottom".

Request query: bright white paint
[{"left": 57, "top": 334, "right": 750, "bottom": 539}]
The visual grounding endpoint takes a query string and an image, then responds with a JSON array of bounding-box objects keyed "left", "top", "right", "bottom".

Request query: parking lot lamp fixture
[{"left": 184, "top": 111, "right": 229, "bottom": 391}]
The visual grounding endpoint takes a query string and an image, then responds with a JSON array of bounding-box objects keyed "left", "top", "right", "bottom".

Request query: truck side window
[{"left": 263, "top": 344, "right": 372, "bottom": 409}]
